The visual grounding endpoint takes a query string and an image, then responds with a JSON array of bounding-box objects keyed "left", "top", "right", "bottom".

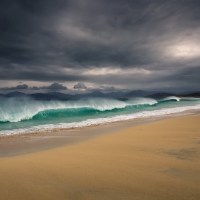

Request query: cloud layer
[
  {"left": 0, "top": 0, "right": 200, "bottom": 92},
  {"left": 0, "top": 82, "right": 67, "bottom": 92}
]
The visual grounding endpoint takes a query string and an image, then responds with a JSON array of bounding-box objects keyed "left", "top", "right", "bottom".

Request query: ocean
[{"left": 0, "top": 96, "right": 200, "bottom": 136}]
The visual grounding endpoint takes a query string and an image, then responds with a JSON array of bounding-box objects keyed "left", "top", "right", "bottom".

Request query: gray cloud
[
  {"left": 0, "top": 82, "right": 67, "bottom": 92},
  {"left": 73, "top": 82, "right": 87, "bottom": 90},
  {"left": 39, "top": 82, "right": 68, "bottom": 91},
  {"left": 0, "top": 0, "right": 200, "bottom": 92},
  {"left": 99, "top": 85, "right": 115, "bottom": 92},
  {"left": 86, "top": 85, "right": 116, "bottom": 93},
  {"left": 0, "top": 84, "right": 28, "bottom": 90}
]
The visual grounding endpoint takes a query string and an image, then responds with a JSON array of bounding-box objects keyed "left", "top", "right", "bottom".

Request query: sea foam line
[{"left": 0, "top": 104, "right": 200, "bottom": 136}]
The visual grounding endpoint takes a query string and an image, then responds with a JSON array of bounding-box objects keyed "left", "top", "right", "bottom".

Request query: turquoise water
[{"left": 0, "top": 96, "right": 200, "bottom": 136}]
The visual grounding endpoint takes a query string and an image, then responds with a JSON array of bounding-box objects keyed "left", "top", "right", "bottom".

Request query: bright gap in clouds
[
  {"left": 62, "top": 67, "right": 152, "bottom": 76},
  {"left": 82, "top": 67, "right": 152, "bottom": 75},
  {"left": 167, "top": 41, "right": 200, "bottom": 59}
]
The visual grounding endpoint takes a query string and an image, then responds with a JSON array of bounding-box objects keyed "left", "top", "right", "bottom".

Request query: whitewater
[{"left": 0, "top": 96, "right": 200, "bottom": 136}]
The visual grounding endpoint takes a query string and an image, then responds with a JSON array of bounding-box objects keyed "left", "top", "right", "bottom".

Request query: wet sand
[{"left": 0, "top": 114, "right": 200, "bottom": 200}]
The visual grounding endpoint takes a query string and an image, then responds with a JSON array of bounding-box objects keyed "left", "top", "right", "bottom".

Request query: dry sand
[{"left": 0, "top": 114, "right": 200, "bottom": 200}]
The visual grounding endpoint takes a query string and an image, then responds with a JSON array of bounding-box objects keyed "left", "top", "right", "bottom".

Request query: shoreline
[
  {"left": 0, "top": 109, "right": 200, "bottom": 157},
  {"left": 0, "top": 114, "right": 162, "bottom": 157},
  {"left": 0, "top": 112, "right": 200, "bottom": 199},
  {"left": 1, "top": 103, "right": 200, "bottom": 137}
]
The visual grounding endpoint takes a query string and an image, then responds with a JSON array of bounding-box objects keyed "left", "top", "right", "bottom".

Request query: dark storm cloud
[
  {"left": 73, "top": 82, "right": 87, "bottom": 90},
  {"left": 0, "top": 84, "right": 28, "bottom": 90},
  {"left": 30, "top": 82, "right": 68, "bottom": 90},
  {"left": 0, "top": 82, "right": 67, "bottom": 91},
  {"left": 0, "top": 67, "right": 85, "bottom": 81},
  {"left": 99, "top": 85, "right": 115, "bottom": 92},
  {"left": 73, "top": 82, "right": 116, "bottom": 92},
  {"left": 41, "top": 82, "right": 67, "bottom": 90},
  {"left": 0, "top": 0, "right": 200, "bottom": 91}
]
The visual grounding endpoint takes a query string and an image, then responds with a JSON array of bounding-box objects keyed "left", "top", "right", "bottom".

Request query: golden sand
[{"left": 0, "top": 115, "right": 200, "bottom": 200}]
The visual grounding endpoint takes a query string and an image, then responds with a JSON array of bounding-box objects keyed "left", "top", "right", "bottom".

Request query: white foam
[
  {"left": 163, "top": 96, "right": 180, "bottom": 101},
  {"left": 1, "top": 104, "right": 200, "bottom": 136},
  {"left": 126, "top": 97, "right": 157, "bottom": 106},
  {"left": 0, "top": 97, "right": 158, "bottom": 123}
]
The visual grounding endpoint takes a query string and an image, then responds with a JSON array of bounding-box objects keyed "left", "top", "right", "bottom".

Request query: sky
[{"left": 0, "top": 0, "right": 200, "bottom": 93}]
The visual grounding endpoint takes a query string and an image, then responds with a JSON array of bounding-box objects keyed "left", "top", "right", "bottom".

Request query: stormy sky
[{"left": 0, "top": 0, "right": 200, "bottom": 93}]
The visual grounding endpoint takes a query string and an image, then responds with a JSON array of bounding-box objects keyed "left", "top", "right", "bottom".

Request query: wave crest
[
  {"left": 0, "top": 97, "right": 157, "bottom": 123},
  {"left": 1, "top": 104, "right": 200, "bottom": 136},
  {"left": 126, "top": 97, "right": 157, "bottom": 106},
  {"left": 163, "top": 96, "right": 180, "bottom": 102}
]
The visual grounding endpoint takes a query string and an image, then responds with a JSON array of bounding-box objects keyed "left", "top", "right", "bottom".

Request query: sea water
[{"left": 0, "top": 96, "right": 200, "bottom": 136}]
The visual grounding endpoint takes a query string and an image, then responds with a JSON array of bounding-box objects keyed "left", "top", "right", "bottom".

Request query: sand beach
[{"left": 0, "top": 114, "right": 200, "bottom": 200}]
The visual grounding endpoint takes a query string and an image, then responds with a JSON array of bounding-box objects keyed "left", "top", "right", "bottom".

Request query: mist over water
[{"left": 0, "top": 97, "right": 200, "bottom": 136}]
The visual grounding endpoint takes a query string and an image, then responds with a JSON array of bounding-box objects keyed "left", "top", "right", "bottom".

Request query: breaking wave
[
  {"left": 162, "top": 96, "right": 180, "bottom": 102},
  {"left": 1, "top": 104, "right": 200, "bottom": 136},
  {"left": 0, "top": 96, "right": 200, "bottom": 136},
  {"left": 0, "top": 97, "right": 157, "bottom": 123}
]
